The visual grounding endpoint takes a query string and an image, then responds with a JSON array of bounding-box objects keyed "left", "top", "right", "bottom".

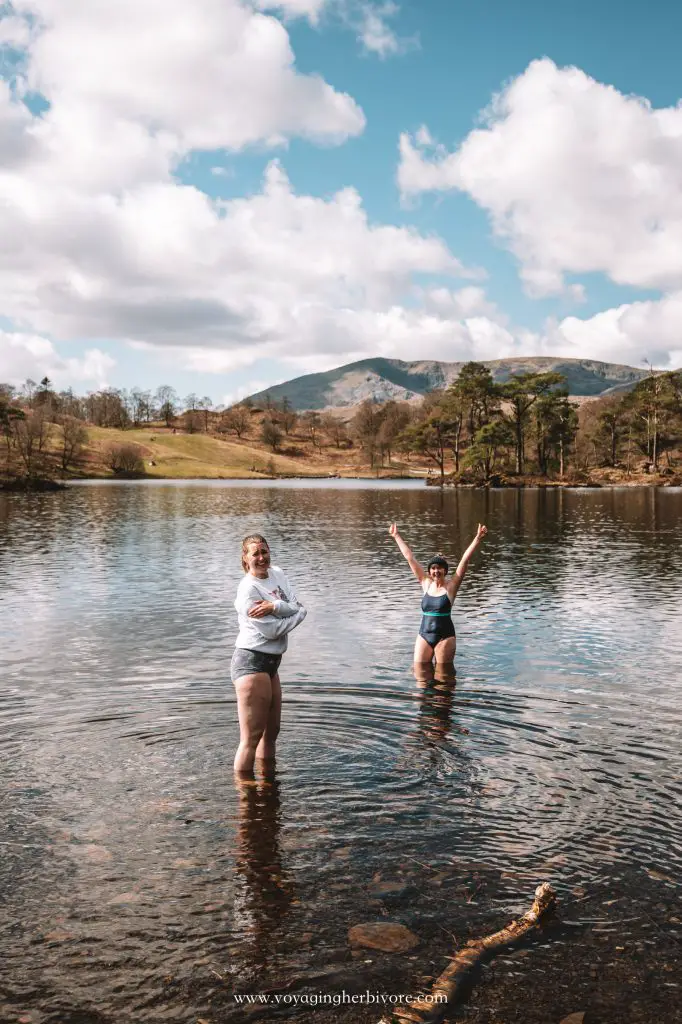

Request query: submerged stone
[{"left": 348, "top": 922, "right": 419, "bottom": 953}]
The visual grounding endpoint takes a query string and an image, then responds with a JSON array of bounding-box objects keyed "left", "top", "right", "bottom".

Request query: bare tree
[
  {"left": 20, "top": 379, "right": 38, "bottom": 405},
  {"left": 199, "top": 395, "right": 213, "bottom": 432},
  {"left": 279, "top": 397, "right": 298, "bottom": 435},
  {"left": 301, "top": 410, "right": 322, "bottom": 448},
  {"left": 261, "top": 417, "right": 282, "bottom": 452},
  {"left": 320, "top": 411, "right": 349, "bottom": 448},
  {"left": 1, "top": 390, "right": 25, "bottom": 480},
  {"left": 220, "top": 405, "right": 250, "bottom": 438},
  {"left": 57, "top": 387, "right": 86, "bottom": 420},
  {"left": 59, "top": 417, "right": 88, "bottom": 474},
  {"left": 155, "top": 385, "right": 178, "bottom": 428},
  {"left": 376, "top": 401, "right": 411, "bottom": 465},
  {"left": 130, "top": 388, "right": 153, "bottom": 426},
  {"left": 185, "top": 410, "right": 202, "bottom": 434},
  {"left": 84, "top": 388, "right": 130, "bottom": 429},
  {"left": 10, "top": 406, "right": 51, "bottom": 478},
  {"left": 351, "top": 400, "right": 381, "bottom": 466}
]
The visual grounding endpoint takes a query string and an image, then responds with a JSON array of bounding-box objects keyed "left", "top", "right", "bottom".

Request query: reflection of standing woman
[
  {"left": 389, "top": 522, "right": 487, "bottom": 664},
  {"left": 232, "top": 534, "right": 306, "bottom": 773},
  {"left": 233, "top": 772, "right": 294, "bottom": 961}
]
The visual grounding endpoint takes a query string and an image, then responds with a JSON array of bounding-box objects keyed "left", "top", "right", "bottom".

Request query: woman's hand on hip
[{"left": 248, "top": 600, "right": 275, "bottom": 618}]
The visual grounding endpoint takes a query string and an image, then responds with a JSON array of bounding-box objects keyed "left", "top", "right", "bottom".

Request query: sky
[{"left": 2, "top": 0, "right": 682, "bottom": 408}]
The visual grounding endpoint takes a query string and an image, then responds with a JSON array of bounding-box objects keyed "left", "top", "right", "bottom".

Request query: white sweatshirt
[{"left": 234, "top": 565, "right": 307, "bottom": 654}]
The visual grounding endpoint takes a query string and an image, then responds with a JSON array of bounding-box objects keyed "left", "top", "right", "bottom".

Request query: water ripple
[{"left": 1, "top": 483, "right": 681, "bottom": 1021}]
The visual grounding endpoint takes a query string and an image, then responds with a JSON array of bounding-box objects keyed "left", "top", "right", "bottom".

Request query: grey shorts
[{"left": 231, "top": 648, "right": 282, "bottom": 683}]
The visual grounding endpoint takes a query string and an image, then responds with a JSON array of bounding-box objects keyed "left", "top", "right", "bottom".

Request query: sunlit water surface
[{"left": 1, "top": 482, "right": 680, "bottom": 1022}]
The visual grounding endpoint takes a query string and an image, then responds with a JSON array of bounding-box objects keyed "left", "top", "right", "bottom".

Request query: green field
[{"left": 83, "top": 426, "right": 333, "bottom": 479}]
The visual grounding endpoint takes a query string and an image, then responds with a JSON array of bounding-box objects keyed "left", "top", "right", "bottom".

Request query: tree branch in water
[{"left": 378, "top": 882, "right": 557, "bottom": 1024}]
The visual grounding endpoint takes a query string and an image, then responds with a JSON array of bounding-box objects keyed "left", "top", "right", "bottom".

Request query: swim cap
[{"left": 427, "top": 555, "right": 449, "bottom": 573}]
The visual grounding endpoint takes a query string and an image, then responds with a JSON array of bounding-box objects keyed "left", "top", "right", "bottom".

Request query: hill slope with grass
[{"left": 79, "top": 426, "right": 353, "bottom": 479}]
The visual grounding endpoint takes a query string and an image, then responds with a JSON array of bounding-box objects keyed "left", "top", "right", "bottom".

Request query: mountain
[{"left": 247, "top": 357, "right": 649, "bottom": 411}]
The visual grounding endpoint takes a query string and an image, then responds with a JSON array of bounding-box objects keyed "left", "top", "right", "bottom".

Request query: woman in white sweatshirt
[{"left": 231, "top": 533, "right": 307, "bottom": 773}]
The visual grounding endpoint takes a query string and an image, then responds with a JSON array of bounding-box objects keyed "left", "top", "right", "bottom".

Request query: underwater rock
[{"left": 348, "top": 922, "right": 419, "bottom": 953}]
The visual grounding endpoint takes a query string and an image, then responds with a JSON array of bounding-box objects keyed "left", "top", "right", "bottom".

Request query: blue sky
[{"left": 2, "top": 0, "right": 682, "bottom": 406}]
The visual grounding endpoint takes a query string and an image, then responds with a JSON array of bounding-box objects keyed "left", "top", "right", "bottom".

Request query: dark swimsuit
[{"left": 419, "top": 589, "right": 455, "bottom": 647}]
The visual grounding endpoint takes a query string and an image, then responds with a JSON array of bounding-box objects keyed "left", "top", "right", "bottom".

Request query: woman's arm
[
  {"left": 388, "top": 523, "right": 426, "bottom": 584},
  {"left": 248, "top": 569, "right": 302, "bottom": 619},
  {"left": 450, "top": 524, "right": 487, "bottom": 595},
  {"left": 235, "top": 579, "right": 307, "bottom": 636},
  {"left": 248, "top": 605, "right": 307, "bottom": 639},
  {"left": 249, "top": 597, "right": 299, "bottom": 619}
]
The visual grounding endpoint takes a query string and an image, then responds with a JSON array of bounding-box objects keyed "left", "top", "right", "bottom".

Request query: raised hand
[
  {"left": 476, "top": 524, "right": 488, "bottom": 541},
  {"left": 389, "top": 522, "right": 399, "bottom": 537}
]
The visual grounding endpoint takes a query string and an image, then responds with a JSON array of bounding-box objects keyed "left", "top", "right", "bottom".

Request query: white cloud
[
  {"left": 210, "top": 165, "right": 234, "bottom": 178},
  {"left": 398, "top": 58, "right": 682, "bottom": 296},
  {"left": 256, "top": 1, "right": 414, "bottom": 59},
  {"left": 0, "top": 12, "right": 30, "bottom": 46},
  {"left": 255, "top": 0, "right": 328, "bottom": 20},
  {"left": 221, "top": 379, "right": 273, "bottom": 407},
  {"left": 8, "top": 0, "right": 364, "bottom": 155},
  {"left": 547, "top": 293, "right": 682, "bottom": 370},
  {"left": 3, "top": 52, "right": 504, "bottom": 372},
  {"left": 5, "top": 5, "right": 681, "bottom": 387},
  {"left": 338, "top": 1, "right": 414, "bottom": 58},
  {"left": 0, "top": 331, "right": 115, "bottom": 388},
  {"left": 356, "top": 2, "right": 402, "bottom": 57},
  {"left": 0, "top": 0, "right": 487, "bottom": 381},
  {"left": 420, "top": 285, "right": 500, "bottom": 319}
]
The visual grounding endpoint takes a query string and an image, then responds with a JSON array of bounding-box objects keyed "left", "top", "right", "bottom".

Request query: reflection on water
[
  {"left": 233, "top": 773, "right": 295, "bottom": 967},
  {"left": 1, "top": 482, "right": 681, "bottom": 1021},
  {"left": 412, "top": 662, "right": 463, "bottom": 742}
]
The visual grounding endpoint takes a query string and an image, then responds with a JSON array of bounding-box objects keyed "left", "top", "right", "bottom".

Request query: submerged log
[{"left": 377, "top": 882, "right": 557, "bottom": 1024}]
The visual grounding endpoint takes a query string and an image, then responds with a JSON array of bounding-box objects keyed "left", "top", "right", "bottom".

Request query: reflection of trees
[{"left": 232, "top": 773, "right": 294, "bottom": 966}]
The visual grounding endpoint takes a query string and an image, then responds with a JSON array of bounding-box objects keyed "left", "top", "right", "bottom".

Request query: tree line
[
  {"left": 385, "top": 362, "right": 682, "bottom": 484},
  {"left": 2, "top": 363, "right": 682, "bottom": 485}
]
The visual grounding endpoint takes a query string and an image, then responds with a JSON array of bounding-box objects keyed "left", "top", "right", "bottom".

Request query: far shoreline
[
  {"left": 5, "top": 468, "right": 682, "bottom": 491},
  {"left": 48, "top": 473, "right": 682, "bottom": 490}
]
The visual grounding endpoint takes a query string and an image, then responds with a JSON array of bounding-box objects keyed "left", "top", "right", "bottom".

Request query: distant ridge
[{"left": 248, "top": 357, "right": 649, "bottom": 411}]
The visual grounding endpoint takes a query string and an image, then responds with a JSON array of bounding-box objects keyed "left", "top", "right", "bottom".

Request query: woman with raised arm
[
  {"left": 389, "top": 522, "right": 487, "bottom": 665},
  {"left": 232, "top": 534, "right": 307, "bottom": 773}
]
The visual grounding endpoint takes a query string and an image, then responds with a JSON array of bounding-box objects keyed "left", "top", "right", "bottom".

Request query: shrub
[{"left": 106, "top": 443, "right": 145, "bottom": 475}]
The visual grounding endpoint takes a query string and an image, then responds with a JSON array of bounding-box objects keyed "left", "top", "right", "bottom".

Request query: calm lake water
[{"left": 1, "top": 482, "right": 681, "bottom": 1023}]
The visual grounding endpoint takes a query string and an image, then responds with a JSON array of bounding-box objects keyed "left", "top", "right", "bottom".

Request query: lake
[{"left": 1, "top": 481, "right": 680, "bottom": 1023}]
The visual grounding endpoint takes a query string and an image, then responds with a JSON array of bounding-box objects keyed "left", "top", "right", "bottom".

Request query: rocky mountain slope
[{"left": 248, "top": 357, "right": 649, "bottom": 411}]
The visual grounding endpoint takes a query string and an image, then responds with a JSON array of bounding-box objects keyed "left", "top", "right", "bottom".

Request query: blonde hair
[{"left": 241, "top": 533, "right": 269, "bottom": 572}]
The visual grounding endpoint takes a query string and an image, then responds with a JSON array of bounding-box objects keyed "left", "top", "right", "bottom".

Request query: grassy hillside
[
  {"left": 79, "top": 427, "right": 334, "bottom": 478},
  {"left": 64, "top": 423, "right": 423, "bottom": 480}
]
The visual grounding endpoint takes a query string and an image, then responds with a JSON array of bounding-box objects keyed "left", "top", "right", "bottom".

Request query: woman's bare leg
[
  {"left": 255, "top": 672, "right": 281, "bottom": 761},
  {"left": 434, "top": 636, "right": 456, "bottom": 664},
  {"left": 434, "top": 661, "right": 457, "bottom": 684},
  {"left": 413, "top": 635, "right": 435, "bottom": 664},
  {"left": 413, "top": 660, "right": 435, "bottom": 689},
  {"left": 234, "top": 672, "right": 272, "bottom": 773}
]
